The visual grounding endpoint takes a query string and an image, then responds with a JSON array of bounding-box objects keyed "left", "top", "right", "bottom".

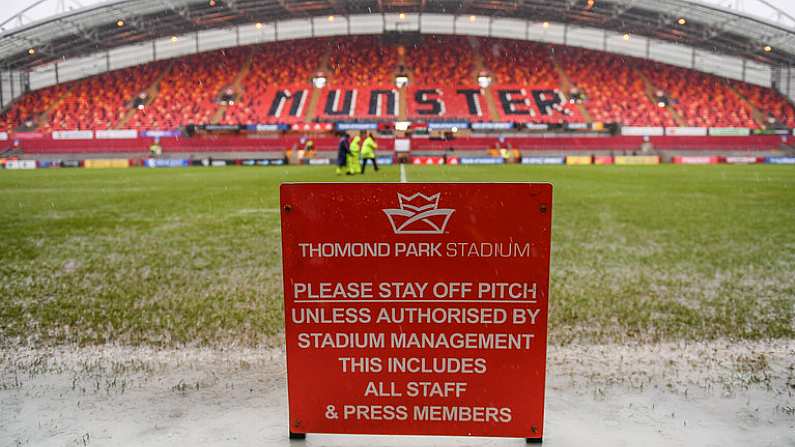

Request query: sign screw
[
  {"left": 284, "top": 204, "right": 293, "bottom": 213},
  {"left": 539, "top": 204, "right": 548, "bottom": 214}
]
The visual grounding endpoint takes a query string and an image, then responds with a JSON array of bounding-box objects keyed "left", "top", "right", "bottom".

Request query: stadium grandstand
[
  {"left": 1, "top": 0, "right": 795, "bottom": 162},
  {"left": 2, "top": 4, "right": 795, "bottom": 444}
]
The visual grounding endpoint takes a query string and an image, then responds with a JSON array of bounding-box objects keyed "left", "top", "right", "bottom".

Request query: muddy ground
[{"left": 2, "top": 340, "right": 793, "bottom": 446}]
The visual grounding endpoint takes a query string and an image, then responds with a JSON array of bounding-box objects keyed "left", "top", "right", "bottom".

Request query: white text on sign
[{"left": 293, "top": 281, "right": 537, "bottom": 300}]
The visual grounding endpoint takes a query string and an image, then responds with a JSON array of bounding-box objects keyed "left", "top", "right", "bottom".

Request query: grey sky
[{"left": 2, "top": 0, "right": 795, "bottom": 30}]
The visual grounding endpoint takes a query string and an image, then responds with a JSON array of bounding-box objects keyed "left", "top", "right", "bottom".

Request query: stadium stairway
[
  {"left": 396, "top": 45, "right": 409, "bottom": 121},
  {"left": 637, "top": 71, "right": 685, "bottom": 126},
  {"left": 467, "top": 36, "right": 500, "bottom": 121},
  {"left": 35, "top": 90, "right": 74, "bottom": 130},
  {"left": 14, "top": 88, "right": 75, "bottom": 132},
  {"left": 213, "top": 50, "right": 254, "bottom": 124},
  {"left": 303, "top": 43, "right": 332, "bottom": 122},
  {"left": 116, "top": 62, "right": 174, "bottom": 129},
  {"left": 730, "top": 79, "right": 795, "bottom": 127},
  {"left": 551, "top": 58, "right": 592, "bottom": 123},
  {"left": 727, "top": 84, "right": 773, "bottom": 128}
]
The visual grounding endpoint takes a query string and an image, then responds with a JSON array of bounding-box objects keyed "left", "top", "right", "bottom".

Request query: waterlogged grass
[
  {"left": 409, "top": 164, "right": 795, "bottom": 343},
  {"left": 0, "top": 164, "right": 793, "bottom": 346}
]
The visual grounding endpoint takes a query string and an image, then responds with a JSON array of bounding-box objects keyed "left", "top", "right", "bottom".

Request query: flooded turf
[
  {"left": 1, "top": 341, "right": 793, "bottom": 446},
  {"left": 1, "top": 165, "right": 793, "bottom": 346},
  {"left": 0, "top": 165, "right": 793, "bottom": 445}
]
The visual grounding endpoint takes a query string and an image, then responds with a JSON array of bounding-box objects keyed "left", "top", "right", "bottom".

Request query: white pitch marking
[{"left": 400, "top": 163, "right": 407, "bottom": 183}]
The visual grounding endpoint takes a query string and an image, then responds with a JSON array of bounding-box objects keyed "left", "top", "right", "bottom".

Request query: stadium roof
[{"left": 1, "top": 0, "right": 795, "bottom": 71}]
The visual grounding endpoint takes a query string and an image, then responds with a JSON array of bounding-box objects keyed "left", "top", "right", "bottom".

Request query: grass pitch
[{"left": 0, "top": 164, "right": 793, "bottom": 346}]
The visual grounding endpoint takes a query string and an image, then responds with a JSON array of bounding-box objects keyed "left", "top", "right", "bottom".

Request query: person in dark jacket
[{"left": 336, "top": 133, "right": 351, "bottom": 175}]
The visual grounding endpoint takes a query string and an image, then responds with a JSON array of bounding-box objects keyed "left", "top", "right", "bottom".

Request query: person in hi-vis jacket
[
  {"left": 348, "top": 133, "right": 362, "bottom": 175},
  {"left": 360, "top": 132, "right": 379, "bottom": 173}
]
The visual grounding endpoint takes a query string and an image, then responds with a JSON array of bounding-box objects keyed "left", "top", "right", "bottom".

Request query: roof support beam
[
  {"left": 111, "top": 5, "right": 162, "bottom": 41},
  {"left": 60, "top": 18, "right": 104, "bottom": 47},
  {"left": 602, "top": 0, "right": 634, "bottom": 25},
  {"left": 757, "top": 0, "right": 795, "bottom": 27},
  {"left": 0, "top": 0, "right": 50, "bottom": 30},
  {"left": 4, "top": 33, "right": 56, "bottom": 60},
  {"left": 701, "top": 17, "right": 740, "bottom": 41},
  {"left": 163, "top": 1, "right": 201, "bottom": 29},
  {"left": 0, "top": 2, "right": 794, "bottom": 70},
  {"left": 225, "top": 0, "right": 260, "bottom": 24}
]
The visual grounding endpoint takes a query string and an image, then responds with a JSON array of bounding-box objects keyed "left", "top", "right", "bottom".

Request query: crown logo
[{"left": 383, "top": 193, "right": 455, "bottom": 234}]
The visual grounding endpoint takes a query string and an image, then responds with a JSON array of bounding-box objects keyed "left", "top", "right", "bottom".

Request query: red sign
[
  {"left": 411, "top": 156, "right": 460, "bottom": 165},
  {"left": 280, "top": 183, "right": 552, "bottom": 441},
  {"left": 14, "top": 132, "right": 44, "bottom": 140},
  {"left": 671, "top": 156, "right": 721, "bottom": 165}
]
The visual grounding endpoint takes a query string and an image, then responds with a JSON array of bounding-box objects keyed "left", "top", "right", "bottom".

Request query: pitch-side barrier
[{"left": 3, "top": 155, "right": 795, "bottom": 170}]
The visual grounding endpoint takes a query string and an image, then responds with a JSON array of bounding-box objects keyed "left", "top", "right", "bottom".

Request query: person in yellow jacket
[
  {"left": 360, "top": 132, "right": 379, "bottom": 174},
  {"left": 348, "top": 133, "right": 362, "bottom": 175}
]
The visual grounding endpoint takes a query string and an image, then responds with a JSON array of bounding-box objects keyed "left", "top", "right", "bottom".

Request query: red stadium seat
[
  {"left": 638, "top": 62, "right": 757, "bottom": 128},
  {"left": 728, "top": 78, "right": 795, "bottom": 128},
  {"left": 127, "top": 48, "right": 247, "bottom": 129},
  {"left": 223, "top": 38, "right": 328, "bottom": 124},
  {"left": 1, "top": 35, "right": 791, "bottom": 130},
  {"left": 555, "top": 48, "right": 673, "bottom": 126},
  {"left": 406, "top": 36, "right": 474, "bottom": 85}
]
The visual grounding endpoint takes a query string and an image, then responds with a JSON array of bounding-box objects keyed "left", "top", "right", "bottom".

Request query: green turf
[{"left": 0, "top": 164, "right": 793, "bottom": 346}]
